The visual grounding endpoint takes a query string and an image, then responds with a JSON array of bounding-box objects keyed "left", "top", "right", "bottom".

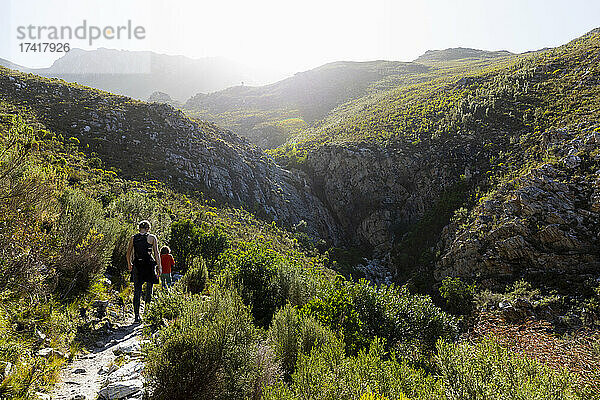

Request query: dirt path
[{"left": 50, "top": 321, "right": 144, "bottom": 400}]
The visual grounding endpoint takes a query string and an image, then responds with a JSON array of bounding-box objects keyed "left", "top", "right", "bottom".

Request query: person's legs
[
  {"left": 133, "top": 278, "right": 143, "bottom": 322},
  {"left": 144, "top": 282, "right": 154, "bottom": 307},
  {"left": 161, "top": 273, "right": 172, "bottom": 288}
]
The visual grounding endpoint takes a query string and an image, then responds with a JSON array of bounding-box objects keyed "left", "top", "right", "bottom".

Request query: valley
[{"left": 0, "top": 26, "right": 598, "bottom": 400}]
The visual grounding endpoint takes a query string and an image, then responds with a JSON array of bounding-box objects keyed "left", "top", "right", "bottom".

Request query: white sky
[{"left": 1, "top": 0, "right": 600, "bottom": 82}]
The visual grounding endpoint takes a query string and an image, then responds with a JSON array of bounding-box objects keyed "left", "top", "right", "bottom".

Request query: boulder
[
  {"left": 113, "top": 342, "right": 141, "bottom": 356},
  {"left": 37, "top": 348, "right": 66, "bottom": 359},
  {"left": 98, "top": 379, "right": 143, "bottom": 400},
  {"left": 103, "top": 361, "right": 144, "bottom": 385}
]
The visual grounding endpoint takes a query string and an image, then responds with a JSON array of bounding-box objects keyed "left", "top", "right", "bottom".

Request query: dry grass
[{"left": 471, "top": 312, "right": 600, "bottom": 394}]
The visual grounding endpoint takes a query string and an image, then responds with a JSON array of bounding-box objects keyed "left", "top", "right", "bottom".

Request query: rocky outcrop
[
  {"left": 147, "top": 91, "right": 181, "bottom": 108},
  {"left": 436, "top": 128, "right": 600, "bottom": 286},
  {"left": 99, "top": 360, "right": 144, "bottom": 400},
  {"left": 305, "top": 135, "right": 503, "bottom": 254}
]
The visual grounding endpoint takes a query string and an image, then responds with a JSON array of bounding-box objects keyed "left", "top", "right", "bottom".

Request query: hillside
[
  {"left": 269, "top": 28, "right": 600, "bottom": 288},
  {"left": 0, "top": 48, "right": 277, "bottom": 101},
  {"left": 0, "top": 66, "right": 343, "bottom": 245},
  {"left": 183, "top": 60, "right": 432, "bottom": 148},
  {"left": 415, "top": 47, "right": 514, "bottom": 62},
  {"left": 181, "top": 49, "right": 524, "bottom": 150},
  {"left": 0, "top": 97, "right": 336, "bottom": 397}
]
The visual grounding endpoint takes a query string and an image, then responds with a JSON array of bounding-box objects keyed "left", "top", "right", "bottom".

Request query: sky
[{"left": 1, "top": 0, "right": 600, "bottom": 83}]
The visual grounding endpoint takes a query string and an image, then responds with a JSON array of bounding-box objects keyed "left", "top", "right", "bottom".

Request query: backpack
[{"left": 132, "top": 233, "right": 157, "bottom": 283}]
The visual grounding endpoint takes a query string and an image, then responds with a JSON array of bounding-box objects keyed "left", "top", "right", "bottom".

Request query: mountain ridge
[{"left": 0, "top": 48, "right": 281, "bottom": 101}]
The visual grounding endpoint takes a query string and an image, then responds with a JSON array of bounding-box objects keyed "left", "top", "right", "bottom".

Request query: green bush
[
  {"left": 197, "top": 227, "right": 229, "bottom": 266},
  {"left": 53, "top": 190, "right": 119, "bottom": 298},
  {"left": 439, "top": 277, "right": 476, "bottom": 315},
  {"left": 108, "top": 225, "right": 136, "bottom": 289},
  {"left": 144, "top": 287, "right": 274, "bottom": 400},
  {"left": 275, "top": 261, "right": 321, "bottom": 309},
  {"left": 352, "top": 281, "right": 458, "bottom": 355},
  {"left": 264, "top": 338, "right": 445, "bottom": 400},
  {"left": 142, "top": 288, "right": 188, "bottom": 332},
  {"left": 169, "top": 220, "right": 229, "bottom": 272},
  {"left": 435, "top": 338, "right": 585, "bottom": 400},
  {"left": 216, "top": 240, "right": 322, "bottom": 327},
  {"left": 302, "top": 279, "right": 457, "bottom": 355},
  {"left": 180, "top": 257, "right": 208, "bottom": 294},
  {"left": 169, "top": 219, "right": 201, "bottom": 271},
  {"left": 301, "top": 278, "right": 367, "bottom": 354},
  {"left": 220, "top": 242, "right": 282, "bottom": 327},
  {"left": 268, "top": 304, "right": 338, "bottom": 379}
]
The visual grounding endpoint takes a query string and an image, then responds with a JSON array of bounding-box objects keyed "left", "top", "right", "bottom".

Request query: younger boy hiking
[{"left": 160, "top": 246, "right": 175, "bottom": 288}]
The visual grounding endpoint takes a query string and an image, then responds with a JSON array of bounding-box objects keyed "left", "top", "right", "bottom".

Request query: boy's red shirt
[{"left": 160, "top": 254, "right": 174, "bottom": 274}]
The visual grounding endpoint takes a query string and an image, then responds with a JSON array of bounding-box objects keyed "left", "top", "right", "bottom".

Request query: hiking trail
[{"left": 49, "top": 319, "right": 146, "bottom": 400}]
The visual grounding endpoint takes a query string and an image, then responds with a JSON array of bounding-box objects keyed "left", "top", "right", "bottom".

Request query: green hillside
[
  {"left": 280, "top": 29, "right": 600, "bottom": 149},
  {"left": 0, "top": 98, "right": 332, "bottom": 397},
  {"left": 267, "top": 29, "right": 600, "bottom": 288},
  {"left": 183, "top": 60, "right": 431, "bottom": 148}
]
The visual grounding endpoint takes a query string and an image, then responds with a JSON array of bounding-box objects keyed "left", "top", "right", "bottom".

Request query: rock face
[
  {"left": 436, "top": 128, "right": 600, "bottom": 286},
  {"left": 304, "top": 136, "right": 501, "bottom": 254},
  {"left": 0, "top": 68, "right": 341, "bottom": 243}
]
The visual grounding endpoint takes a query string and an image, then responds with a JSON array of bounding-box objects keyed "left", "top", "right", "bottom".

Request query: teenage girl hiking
[{"left": 127, "top": 220, "right": 162, "bottom": 323}]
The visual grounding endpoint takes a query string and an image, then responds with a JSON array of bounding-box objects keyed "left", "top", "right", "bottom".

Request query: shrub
[
  {"left": 53, "top": 190, "right": 119, "bottom": 298},
  {"left": 435, "top": 338, "right": 585, "bottom": 400},
  {"left": 108, "top": 225, "right": 136, "bottom": 289},
  {"left": 169, "top": 220, "right": 229, "bottom": 272},
  {"left": 144, "top": 287, "right": 271, "bottom": 400},
  {"left": 301, "top": 278, "right": 367, "bottom": 354},
  {"left": 439, "top": 277, "right": 475, "bottom": 315},
  {"left": 142, "top": 288, "right": 188, "bottom": 332},
  {"left": 275, "top": 261, "right": 320, "bottom": 309},
  {"left": 220, "top": 242, "right": 282, "bottom": 327},
  {"left": 474, "top": 279, "right": 561, "bottom": 314},
  {"left": 197, "top": 227, "right": 229, "bottom": 266},
  {"left": 302, "top": 279, "right": 457, "bottom": 355},
  {"left": 169, "top": 219, "right": 201, "bottom": 271},
  {"left": 264, "top": 338, "right": 445, "bottom": 400},
  {"left": 0, "top": 115, "right": 56, "bottom": 295},
  {"left": 180, "top": 257, "right": 208, "bottom": 294},
  {"left": 268, "top": 304, "right": 338, "bottom": 379}
]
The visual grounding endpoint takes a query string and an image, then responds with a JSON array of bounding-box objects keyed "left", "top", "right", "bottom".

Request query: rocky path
[{"left": 50, "top": 321, "right": 146, "bottom": 400}]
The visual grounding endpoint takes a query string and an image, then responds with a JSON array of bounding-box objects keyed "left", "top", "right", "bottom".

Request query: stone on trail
[
  {"left": 98, "top": 379, "right": 143, "bottom": 399},
  {"left": 37, "top": 347, "right": 66, "bottom": 359},
  {"left": 104, "top": 361, "right": 144, "bottom": 384},
  {"left": 113, "top": 341, "right": 141, "bottom": 356}
]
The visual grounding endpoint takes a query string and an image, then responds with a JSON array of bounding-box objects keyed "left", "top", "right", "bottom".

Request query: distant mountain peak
[
  {"left": 415, "top": 47, "right": 514, "bottom": 62},
  {"left": 0, "top": 48, "right": 280, "bottom": 101}
]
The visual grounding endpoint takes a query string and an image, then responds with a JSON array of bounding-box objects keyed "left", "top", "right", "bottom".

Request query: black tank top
[{"left": 132, "top": 233, "right": 155, "bottom": 282}]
